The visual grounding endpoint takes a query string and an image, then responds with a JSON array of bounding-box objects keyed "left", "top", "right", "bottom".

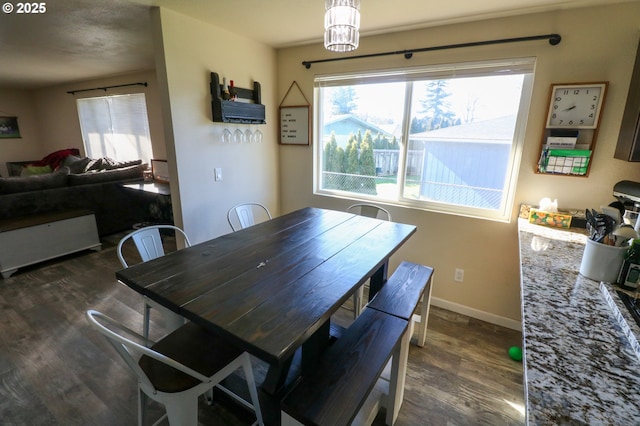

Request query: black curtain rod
[
  {"left": 302, "top": 33, "right": 561, "bottom": 69},
  {"left": 67, "top": 82, "right": 148, "bottom": 95}
]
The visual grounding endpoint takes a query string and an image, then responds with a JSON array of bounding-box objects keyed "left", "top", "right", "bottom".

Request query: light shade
[{"left": 324, "top": 0, "right": 360, "bottom": 53}]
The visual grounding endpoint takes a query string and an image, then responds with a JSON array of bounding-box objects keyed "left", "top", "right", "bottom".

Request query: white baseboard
[{"left": 429, "top": 297, "right": 522, "bottom": 332}]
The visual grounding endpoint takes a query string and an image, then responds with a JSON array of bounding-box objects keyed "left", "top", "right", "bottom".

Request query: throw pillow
[
  {"left": 60, "top": 155, "right": 91, "bottom": 174},
  {"left": 20, "top": 165, "right": 53, "bottom": 176}
]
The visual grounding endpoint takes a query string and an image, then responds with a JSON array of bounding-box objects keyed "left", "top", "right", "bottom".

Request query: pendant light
[{"left": 324, "top": 0, "right": 360, "bottom": 53}]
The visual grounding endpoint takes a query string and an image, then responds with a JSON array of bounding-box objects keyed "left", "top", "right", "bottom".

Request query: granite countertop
[{"left": 518, "top": 218, "right": 640, "bottom": 425}]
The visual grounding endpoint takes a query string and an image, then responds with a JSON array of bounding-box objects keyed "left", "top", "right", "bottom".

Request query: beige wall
[
  {"left": 152, "top": 7, "right": 279, "bottom": 243},
  {"left": 0, "top": 70, "right": 166, "bottom": 176},
  {"left": 276, "top": 3, "right": 640, "bottom": 328},
  {"left": 0, "top": 89, "right": 42, "bottom": 176},
  {"left": 32, "top": 70, "right": 166, "bottom": 161}
]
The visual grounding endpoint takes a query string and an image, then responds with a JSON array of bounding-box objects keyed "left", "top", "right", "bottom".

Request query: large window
[
  {"left": 314, "top": 58, "right": 535, "bottom": 221},
  {"left": 77, "top": 93, "right": 153, "bottom": 164}
]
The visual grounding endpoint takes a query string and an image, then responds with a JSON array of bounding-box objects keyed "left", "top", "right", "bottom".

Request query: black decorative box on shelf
[{"left": 210, "top": 72, "right": 265, "bottom": 124}]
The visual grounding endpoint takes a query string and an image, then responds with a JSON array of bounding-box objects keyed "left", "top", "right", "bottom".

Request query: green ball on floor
[{"left": 508, "top": 346, "right": 522, "bottom": 361}]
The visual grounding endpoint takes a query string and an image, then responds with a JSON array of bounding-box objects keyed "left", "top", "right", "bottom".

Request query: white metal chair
[
  {"left": 347, "top": 203, "right": 393, "bottom": 318},
  {"left": 86, "top": 310, "right": 264, "bottom": 426},
  {"left": 117, "top": 225, "right": 191, "bottom": 339},
  {"left": 227, "top": 203, "right": 272, "bottom": 232},
  {"left": 347, "top": 203, "right": 392, "bottom": 222}
]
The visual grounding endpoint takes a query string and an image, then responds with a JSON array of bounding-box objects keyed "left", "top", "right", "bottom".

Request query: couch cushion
[
  {"left": 0, "top": 166, "right": 69, "bottom": 195},
  {"left": 68, "top": 163, "right": 146, "bottom": 186},
  {"left": 61, "top": 155, "right": 91, "bottom": 174}
]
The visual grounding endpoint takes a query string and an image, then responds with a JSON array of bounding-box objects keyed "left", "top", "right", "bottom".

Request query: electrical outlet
[
  {"left": 454, "top": 268, "right": 464, "bottom": 282},
  {"left": 214, "top": 167, "right": 222, "bottom": 181}
]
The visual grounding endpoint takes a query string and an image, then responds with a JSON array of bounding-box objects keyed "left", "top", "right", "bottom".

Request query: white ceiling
[{"left": 0, "top": 0, "right": 635, "bottom": 89}]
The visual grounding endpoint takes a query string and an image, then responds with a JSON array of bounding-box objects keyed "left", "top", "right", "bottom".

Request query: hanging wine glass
[
  {"left": 222, "top": 128, "right": 232, "bottom": 144},
  {"left": 252, "top": 129, "right": 263, "bottom": 144},
  {"left": 233, "top": 128, "right": 243, "bottom": 144}
]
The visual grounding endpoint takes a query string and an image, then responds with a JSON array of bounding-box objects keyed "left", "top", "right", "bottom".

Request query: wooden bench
[
  {"left": 368, "top": 261, "right": 434, "bottom": 347},
  {"left": 281, "top": 308, "right": 409, "bottom": 426},
  {"left": 0, "top": 209, "right": 101, "bottom": 278},
  {"left": 281, "top": 261, "right": 434, "bottom": 426},
  {"left": 367, "top": 261, "right": 434, "bottom": 424}
]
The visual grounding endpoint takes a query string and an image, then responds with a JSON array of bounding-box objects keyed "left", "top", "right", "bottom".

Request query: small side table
[{"left": 121, "top": 182, "right": 173, "bottom": 226}]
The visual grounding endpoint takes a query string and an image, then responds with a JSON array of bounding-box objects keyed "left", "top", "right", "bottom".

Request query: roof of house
[{"left": 411, "top": 115, "right": 517, "bottom": 141}]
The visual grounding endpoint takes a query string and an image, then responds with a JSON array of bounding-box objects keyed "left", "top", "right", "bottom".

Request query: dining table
[{"left": 116, "top": 206, "right": 416, "bottom": 423}]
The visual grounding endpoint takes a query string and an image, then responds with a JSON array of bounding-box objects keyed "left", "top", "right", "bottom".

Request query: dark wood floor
[{"left": 0, "top": 231, "right": 525, "bottom": 425}]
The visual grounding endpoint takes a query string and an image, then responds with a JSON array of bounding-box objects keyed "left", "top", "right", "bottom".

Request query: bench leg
[
  {"left": 386, "top": 328, "right": 410, "bottom": 425},
  {"left": 416, "top": 276, "right": 433, "bottom": 347}
]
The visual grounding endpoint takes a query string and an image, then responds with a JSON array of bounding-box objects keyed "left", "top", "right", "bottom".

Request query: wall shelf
[{"left": 210, "top": 72, "right": 265, "bottom": 124}]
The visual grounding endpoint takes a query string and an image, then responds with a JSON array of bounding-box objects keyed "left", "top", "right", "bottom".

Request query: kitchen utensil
[
  {"left": 594, "top": 213, "right": 615, "bottom": 244},
  {"left": 586, "top": 209, "right": 597, "bottom": 240},
  {"left": 601, "top": 205, "right": 622, "bottom": 225},
  {"left": 609, "top": 200, "right": 626, "bottom": 218},
  {"left": 612, "top": 224, "right": 638, "bottom": 246}
]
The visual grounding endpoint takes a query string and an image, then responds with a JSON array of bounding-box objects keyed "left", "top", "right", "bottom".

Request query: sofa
[{"left": 0, "top": 155, "right": 164, "bottom": 237}]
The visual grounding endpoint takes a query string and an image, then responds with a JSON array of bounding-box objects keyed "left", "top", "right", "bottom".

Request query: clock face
[{"left": 546, "top": 83, "right": 606, "bottom": 129}]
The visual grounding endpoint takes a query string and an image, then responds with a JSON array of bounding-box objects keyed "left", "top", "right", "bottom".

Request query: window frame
[
  {"left": 76, "top": 92, "right": 153, "bottom": 164},
  {"left": 313, "top": 57, "right": 536, "bottom": 222}
]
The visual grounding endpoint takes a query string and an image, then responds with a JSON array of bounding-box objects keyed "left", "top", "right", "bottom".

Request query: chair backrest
[
  {"left": 227, "top": 203, "right": 272, "bottom": 231},
  {"left": 117, "top": 225, "right": 191, "bottom": 268},
  {"left": 347, "top": 203, "right": 392, "bottom": 221},
  {"left": 85, "top": 310, "right": 209, "bottom": 392}
]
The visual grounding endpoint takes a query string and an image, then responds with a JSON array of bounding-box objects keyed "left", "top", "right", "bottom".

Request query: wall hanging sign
[
  {"left": 279, "top": 81, "right": 311, "bottom": 146},
  {"left": 0, "top": 116, "right": 20, "bottom": 139}
]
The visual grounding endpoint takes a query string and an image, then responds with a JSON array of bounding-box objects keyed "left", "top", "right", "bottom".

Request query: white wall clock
[{"left": 545, "top": 82, "right": 608, "bottom": 129}]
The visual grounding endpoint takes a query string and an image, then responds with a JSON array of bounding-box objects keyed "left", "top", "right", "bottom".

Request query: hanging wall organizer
[{"left": 210, "top": 72, "right": 265, "bottom": 124}]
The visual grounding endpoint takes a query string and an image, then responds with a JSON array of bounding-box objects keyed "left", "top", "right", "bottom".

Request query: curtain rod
[
  {"left": 67, "top": 82, "right": 147, "bottom": 95},
  {"left": 302, "top": 33, "right": 561, "bottom": 69}
]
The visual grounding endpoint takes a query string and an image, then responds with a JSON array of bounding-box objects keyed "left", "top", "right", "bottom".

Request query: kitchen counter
[{"left": 518, "top": 218, "right": 640, "bottom": 425}]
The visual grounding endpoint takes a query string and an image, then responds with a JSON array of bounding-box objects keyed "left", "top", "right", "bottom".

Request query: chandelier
[{"left": 324, "top": 0, "right": 360, "bottom": 52}]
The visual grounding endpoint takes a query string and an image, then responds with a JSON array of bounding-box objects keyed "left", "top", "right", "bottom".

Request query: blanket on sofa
[{"left": 29, "top": 148, "right": 80, "bottom": 170}]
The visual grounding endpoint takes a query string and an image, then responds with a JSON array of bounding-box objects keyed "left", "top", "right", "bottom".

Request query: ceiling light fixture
[{"left": 324, "top": 0, "right": 360, "bottom": 53}]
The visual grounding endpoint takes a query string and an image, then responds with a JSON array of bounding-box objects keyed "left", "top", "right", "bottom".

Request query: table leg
[
  {"left": 262, "top": 355, "right": 294, "bottom": 395},
  {"left": 368, "top": 261, "right": 389, "bottom": 302},
  {"left": 302, "top": 319, "right": 331, "bottom": 375}
]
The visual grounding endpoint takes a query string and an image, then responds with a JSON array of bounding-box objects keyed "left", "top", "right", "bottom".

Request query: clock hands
[{"left": 563, "top": 105, "right": 577, "bottom": 111}]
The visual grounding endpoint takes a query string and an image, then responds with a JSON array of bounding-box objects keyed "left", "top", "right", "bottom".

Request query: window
[
  {"left": 314, "top": 58, "right": 535, "bottom": 221},
  {"left": 76, "top": 93, "right": 153, "bottom": 164}
]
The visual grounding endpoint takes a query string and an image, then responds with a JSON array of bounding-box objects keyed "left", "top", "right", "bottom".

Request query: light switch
[{"left": 214, "top": 168, "right": 222, "bottom": 181}]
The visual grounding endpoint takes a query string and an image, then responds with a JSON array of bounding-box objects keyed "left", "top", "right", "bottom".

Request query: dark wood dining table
[{"left": 116, "top": 206, "right": 416, "bottom": 422}]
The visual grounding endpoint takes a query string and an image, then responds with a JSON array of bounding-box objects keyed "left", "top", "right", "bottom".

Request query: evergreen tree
[
  {"left": 346, "top": 135, "right": 359, "bottom": 175},
  {"left": 330, "top": 87, "right": 358, "bottom": 115},
  {"left": 323, "top": 134, "right": 339, "bottom": 189},
  {"left": 358, "top": 136, "right": 377, "bottom": 195},
  {"left": 418, "top": 80, "right": 458, "bottom": 130}
]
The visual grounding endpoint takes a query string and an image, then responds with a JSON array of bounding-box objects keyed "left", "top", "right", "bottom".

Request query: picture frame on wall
[
  {"left": 0, "top": 117, "right": 21, "bottom": 139},
  {"left": 279, "top": 106, "right": 310, "bottom": 145}
]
